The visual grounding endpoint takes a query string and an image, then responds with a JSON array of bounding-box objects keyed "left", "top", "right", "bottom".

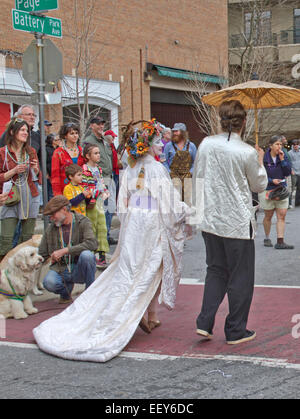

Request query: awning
[{"left": 153, "top": 65, "right": 225, "bottom": 85}]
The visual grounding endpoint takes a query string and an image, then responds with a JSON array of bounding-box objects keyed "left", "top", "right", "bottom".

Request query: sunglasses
[
  {"left": 13, "top": 118, "right": 26, "bottom": 125},
  {"left": 65, "top": 122, "right": 78, "bottom": 128}
]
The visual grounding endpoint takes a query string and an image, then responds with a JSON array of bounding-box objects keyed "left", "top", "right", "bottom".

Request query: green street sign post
[
  {"left": 12, "top": 9, "right": 62, "bottom": 38},
  {"left": 15, "top": 0, "right": 59, "bottom": 12},
  {"left": 12, "top": 2, "right": 62, "bottom": 225}
]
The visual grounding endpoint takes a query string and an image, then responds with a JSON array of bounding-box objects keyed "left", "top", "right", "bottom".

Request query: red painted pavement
[{"left": 1, "top": 285, "right": 300, "bottom": 364}]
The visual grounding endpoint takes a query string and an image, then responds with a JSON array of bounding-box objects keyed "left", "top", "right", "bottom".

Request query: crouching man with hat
[{"left": 39, "top": 195, "right": 98, "bottom": 304}]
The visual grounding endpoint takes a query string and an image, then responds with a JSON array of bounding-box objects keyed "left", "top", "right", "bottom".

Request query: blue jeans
[
  {"left": 105, "top": 211, "right": 113, "bottom": 239},
  {"left": 12, "top": 221, "right": 22, "bottom": 248},
  {"left": 43, "top": 250, "right": 96, "bottom": 299}
]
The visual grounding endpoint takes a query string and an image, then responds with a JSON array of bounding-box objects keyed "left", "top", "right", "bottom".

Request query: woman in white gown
[{"left": 33, "top": 119, "right": 193, "bottom": 362}]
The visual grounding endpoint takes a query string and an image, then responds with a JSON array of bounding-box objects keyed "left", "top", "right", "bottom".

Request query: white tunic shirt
[{"left": 191, "top": 132, "right": 268, "bottom": 240}]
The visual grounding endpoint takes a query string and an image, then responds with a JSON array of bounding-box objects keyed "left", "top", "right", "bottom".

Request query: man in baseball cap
[
  {"left": 90, "top": 117, "right": 106, "bottom": 125},
  {"left": 163, "top": 122, "right": 197, "bottom": 205},
  {"left": 171, "top": 122, "right": 187, "bottom": 132},
  {"left": 39, "top": 195, "right": 98, "bottom": 303}
]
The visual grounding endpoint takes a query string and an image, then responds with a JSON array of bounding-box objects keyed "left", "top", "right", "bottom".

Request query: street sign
[
  {"left": 15, "top": 0, "right": 59, "bottom": 12},
  {"left": 12, "top": 9, "right": 62, "bottom": 38},
  {"left": 31, "top": 91, "right": 61, "bottom": 105},
  {"left": 22, "top": 38, "right": 63, "bottom": 91}
]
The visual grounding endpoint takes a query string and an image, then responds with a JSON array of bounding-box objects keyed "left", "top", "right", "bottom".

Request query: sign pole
[{"left": 35, "top": 32, "right": 49, "bottom": 229}]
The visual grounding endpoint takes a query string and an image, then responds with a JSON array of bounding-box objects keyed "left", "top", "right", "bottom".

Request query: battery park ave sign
[{"left": 12, "top": 9, "right": 62, "bottom": 38}]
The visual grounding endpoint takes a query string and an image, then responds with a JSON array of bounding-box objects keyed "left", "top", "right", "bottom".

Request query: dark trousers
[
  {"left": 197, "top": 232, "right": 255, "bottom": 341},
  {"left": 294, "top": 175, "right": 300, "bottom": 206}
]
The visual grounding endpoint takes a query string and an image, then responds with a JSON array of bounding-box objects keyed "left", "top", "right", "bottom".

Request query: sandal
[
  {"left": 139, "top": 317, "right": 151, "bottom": 334},
  {"left": 149, "top": 319, "right": 161, "bottom": 331}
]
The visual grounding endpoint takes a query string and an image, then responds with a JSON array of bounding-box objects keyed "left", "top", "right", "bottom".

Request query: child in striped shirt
[{"left": 63, "top": 164, "right": 92, "bottom": 216}]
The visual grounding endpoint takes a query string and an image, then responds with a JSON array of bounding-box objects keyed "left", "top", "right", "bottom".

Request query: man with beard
[
  {"left": 39, "top": 195, "right": 98, "bottom": 304},
  {"left": 163, "top": 123, "right": 197, "bottom": 204},
  {"left": 190, "top": 100, "right": 267, "bottom": 345}
]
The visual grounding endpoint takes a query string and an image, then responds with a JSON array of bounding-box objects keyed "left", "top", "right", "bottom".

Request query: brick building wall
[{"left": 1, "top": 0, "right": 228, "bottom": 138}]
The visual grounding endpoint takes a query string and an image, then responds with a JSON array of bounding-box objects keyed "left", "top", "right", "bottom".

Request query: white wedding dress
[{"left": 33, "top": 154, "right": 192, "bottom": 362}]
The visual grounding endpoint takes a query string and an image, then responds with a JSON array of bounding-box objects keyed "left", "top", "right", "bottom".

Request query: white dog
[
  {"left": 0, "top": 246, "right": 44, "bottom": 319},
  {"left": 0, "top": 235, "right": 46, "bottom": 296}
]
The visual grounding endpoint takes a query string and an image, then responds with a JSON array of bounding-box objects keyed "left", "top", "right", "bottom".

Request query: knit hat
[{"left": 44, "top": 195, "right": 70, "bottom": 216}]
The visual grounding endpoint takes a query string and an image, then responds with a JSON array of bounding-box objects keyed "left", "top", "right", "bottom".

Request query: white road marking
[
  {"left": 180, "top": 278, "right": 300, "bottom": 288},
  {"left": 0, "top": 341, "right": 38, "bottom": 349},
  {"left": 0, "top": 342, "right": 300, "bottom": 371},
  {"left": 119, "top": 351, "right": 300, "bottom": 370},
  {"left": 0, "top": 341, "right": 299, "bottom": 371}
]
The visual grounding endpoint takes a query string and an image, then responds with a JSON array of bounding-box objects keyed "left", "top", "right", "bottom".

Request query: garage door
[{"left": 151, "top": 102, "right": 205, "bottom": 147}]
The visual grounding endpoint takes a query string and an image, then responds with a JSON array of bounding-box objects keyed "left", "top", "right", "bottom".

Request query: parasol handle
[{"left": 254, "top": 104, "right": 259, "bottom": 146}]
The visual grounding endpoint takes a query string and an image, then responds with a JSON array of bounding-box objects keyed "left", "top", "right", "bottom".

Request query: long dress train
[{"left": 33, "top": 155, "right": 192, "bottom": 362}]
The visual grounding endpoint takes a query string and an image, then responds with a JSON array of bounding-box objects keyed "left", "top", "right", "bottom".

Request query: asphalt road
[
  {"left": 183, "top": 206, "right": 300, "bottom": 287},
  {"left": 0, "top": 344, "right": 300, "bottom": 400},
  {"left": 1, "top": 207, "right": 300, "bottom": 400}
]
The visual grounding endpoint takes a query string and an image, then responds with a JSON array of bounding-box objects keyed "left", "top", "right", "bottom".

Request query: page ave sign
[
  {"left": 15, "top": 0, "right": 58, "bottom": 12},
  {"left": 12, "top": 9, "right": 62, "bottom": 38}
]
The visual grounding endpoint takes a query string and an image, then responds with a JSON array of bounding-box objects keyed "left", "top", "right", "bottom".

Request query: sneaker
[
  {"left": 196, "top": 329, "right": 213, "bottom": 339},
  {"left": 264, "top": 239, "right": 273, "bottom": 247},
  {"left": 274, "top": 242, "right": 294, "bottom": 249},
  {"left": 96, "top": 258, "right": 107, "bottom": 268},
  {"left": 227, "top": 330, "right": 256, "bottom": 345},
  {"left": 108, "top": 237, "right": 118, "bottom": 245},
  {"left": 58, "top": 297, "right": 73, "bottom": 304}
]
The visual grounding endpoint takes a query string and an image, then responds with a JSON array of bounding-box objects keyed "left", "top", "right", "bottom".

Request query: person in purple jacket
[{"left": 258, "top": 135, "right": 293, "bottom": 249}]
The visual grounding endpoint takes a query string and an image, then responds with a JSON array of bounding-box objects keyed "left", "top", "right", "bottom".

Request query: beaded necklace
[
  {"left": 6, "top": 146, "right": 29, "bottom": 219},
  {"left": 63, "top": 140, "right": 79, "bottom": 157},
  {"left": 58, "top": 214, "right": 75, "bottom": 273}
]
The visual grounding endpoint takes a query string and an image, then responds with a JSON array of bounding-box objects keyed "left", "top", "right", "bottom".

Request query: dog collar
[{"left": 0, "top": 270, "right": 27, "bottom": 301}]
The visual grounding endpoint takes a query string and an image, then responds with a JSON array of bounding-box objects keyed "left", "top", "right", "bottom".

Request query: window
[
  {"left": 63, "top": 104, "right": 110, "bottom": 130},
  {"left": 294, "top": 9, "right": 300, "bottom": 44},
  {"left": 245, "top": 10, "right": 272, "bottom": 46},
  {"left": 63, "top": 104, "right": 111, "bottom": 139}
]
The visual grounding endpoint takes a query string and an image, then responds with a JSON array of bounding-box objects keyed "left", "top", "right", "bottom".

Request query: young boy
[{"left": 63, "top": 164, "right": 91, "bottom": 216}]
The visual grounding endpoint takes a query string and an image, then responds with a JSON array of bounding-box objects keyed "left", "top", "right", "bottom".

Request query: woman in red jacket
[{"left": 51, "top": 123, "right": 85, "bottom": 196}]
